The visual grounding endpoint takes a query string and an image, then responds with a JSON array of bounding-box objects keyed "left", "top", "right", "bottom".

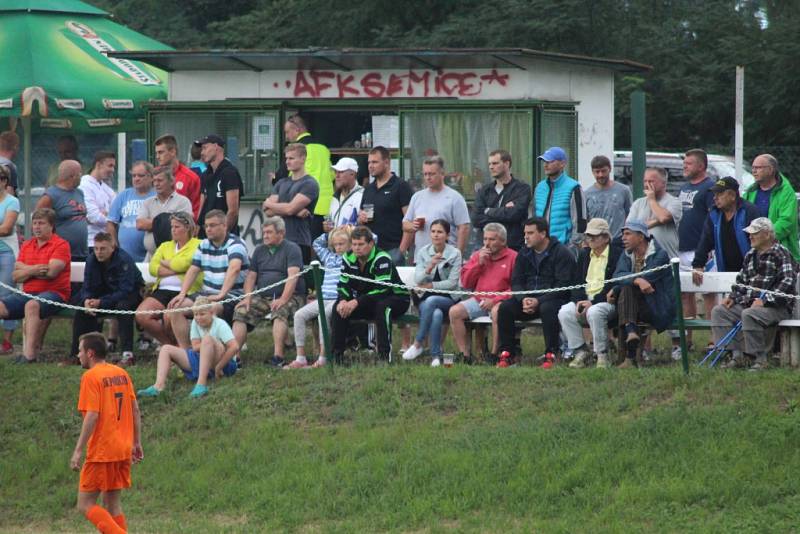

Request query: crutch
[{"left": 699, "top": 291, "right": 765, "bottom": 367}]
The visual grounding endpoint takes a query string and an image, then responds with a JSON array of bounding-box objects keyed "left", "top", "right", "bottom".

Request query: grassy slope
[{"left": 2, "top": 323, "right": 800, "bottom": 532}]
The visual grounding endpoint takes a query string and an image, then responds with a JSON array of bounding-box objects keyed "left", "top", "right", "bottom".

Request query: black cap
[
  {"left": 193, "top": 134, "right": 225, "bottom": 148},
  {"left": 710, "top": 176, "right": 739, "bottom": 194}
]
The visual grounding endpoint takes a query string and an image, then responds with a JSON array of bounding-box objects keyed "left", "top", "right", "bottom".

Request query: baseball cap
[
  {"left": 743, "top": 217, "right": 774, "bottom": 234},
  {"left": 622, "top": 219, "right": 650, "bottom": 239},
  {"left": 538, "top": 146, "right": 567, "bottom": 162},
  {"left": 193, "top": 134, "right": 225, "bottom": 148},
  {"left": 585, "top": 218, "right": 611, "bottom": 236},
  {"left": 332, "top": 157, "right": 358, "bottom": 173},
  {"left": 710, "top": 176, "right": 739, "bottom": 194}
]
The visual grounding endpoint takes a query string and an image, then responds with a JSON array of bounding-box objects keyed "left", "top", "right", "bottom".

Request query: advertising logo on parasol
[{"left": 65, "top": 21, "right": 162, "bottom": 87}]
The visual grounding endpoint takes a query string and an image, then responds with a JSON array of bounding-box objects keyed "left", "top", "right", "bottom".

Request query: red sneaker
[
  {"left": 496, "top": 351, "right": 513, "bottom": 368},
  {"left": 540, "top": 352, "right": 556, "bottom": 369},
  {"left": 0, "top": 340, "right": 13, "bottom": 354}
]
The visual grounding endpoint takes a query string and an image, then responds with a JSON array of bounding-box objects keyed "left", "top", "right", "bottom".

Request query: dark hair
[
  {"left": 524, "top": 216, "right": 549, "bottom": 234},
  {"left": 684, "top": 148, "right": 708, "bottom": 170},
  {"left": 155, "top": 134, "right": 178, "bottom": 151},
  {"left": 590, "top": 155, "right": 611, "bottom": 169},
  {"left": 0, "top": 165, "right": 9, "bottom": 183},
  {"left": 94, "top": 232, "right": 114, "bottom": 244},
  {"left": 190, "top": 143, "right": 202, "bottom": 160},
  {"left": 92, "top": 150, "right": 116, "bottom": 168},
  {"left": 430, "top": 218, "right": 451, "bottom": 234},
  {"left": 79, "top": 332, "right": 107, "bottom": 359},
  {"left": 369, "top": 146, "right": 390, "bottom": 161},
  {"left": 489, "top": 149, "right": 512, "bottom": 166},
  {"left": 350, "top": 225, "right": 374, "bottom": 243}
]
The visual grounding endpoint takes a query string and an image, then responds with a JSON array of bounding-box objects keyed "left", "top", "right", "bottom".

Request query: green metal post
[
  {"left": 671, "top": 258, "right": 689, "bottom": 375},
  {"left": 631, "top": 90, "right": 646, "bottom": 201},
  {"left": 311, "top": 261, "right": 333, "bottom": 371}
]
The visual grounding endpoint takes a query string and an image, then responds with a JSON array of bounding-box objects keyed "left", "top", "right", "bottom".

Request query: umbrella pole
[{"left": 22, "top": 117, "right": 32, "bottom": 239}]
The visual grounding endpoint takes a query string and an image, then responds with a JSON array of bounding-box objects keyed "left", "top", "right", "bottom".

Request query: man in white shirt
[
  {"left": 324, "top": 157, "right": 364, "bottom": 231},
  {"left": 79, "top": 151, "right": 117, "bottom": 251}
]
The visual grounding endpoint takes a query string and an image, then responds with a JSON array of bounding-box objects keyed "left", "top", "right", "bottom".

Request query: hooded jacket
[
  {"left": 692, "top": 198, "right": 759, "bottom": 272},
  {"left": 510, "top": 236, "right": 576, "bottom": 305},
  {"left": 743, "top": 174, "right": 800, "bottom": 261},
  {"left": 612, "top": 239, "right": 675, "bottom": 332}
]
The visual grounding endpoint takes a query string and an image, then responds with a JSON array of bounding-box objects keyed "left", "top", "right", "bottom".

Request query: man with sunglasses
[{"left": 107, "top": 162, "right": 155, "bottom": 262}]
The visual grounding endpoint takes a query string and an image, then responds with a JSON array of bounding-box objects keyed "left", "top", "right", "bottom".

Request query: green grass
[{"left": 2, "top": 322, "right": 800, "bottom": 532}]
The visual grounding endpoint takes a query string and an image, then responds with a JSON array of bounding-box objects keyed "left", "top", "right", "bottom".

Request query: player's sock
[
  {"left": 112, "top": 514, "right": 127, "bottom": 531},
  {"left": 86, "top": 505, "right": 125, "bottom": 534}
]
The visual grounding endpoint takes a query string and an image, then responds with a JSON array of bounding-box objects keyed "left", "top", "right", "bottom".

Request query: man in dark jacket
[
  {"left": 609, "top": 220, "right": 675, "bottom": 368},
  {"left": 557, "top": 218, "right": 623, "bottom": 369},
  {"left": 472, "top": 149, "right": 531, "bottom": 250},
  {"left": 331, "top": 226, "right": 410, "bottom": 362},
  {"left": 492, "top": 216, "right": 576, "bottom": 368},
  {"left": 693, "top": 177, "right": 760, "bottom": 279},
  {"left": 70, "top": 232, "right": 144, "bottom": 364}
]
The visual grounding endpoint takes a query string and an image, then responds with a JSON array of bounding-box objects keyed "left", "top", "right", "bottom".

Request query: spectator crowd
[{"left": 1, "top": 118, "right": 798, "bottom": 391}]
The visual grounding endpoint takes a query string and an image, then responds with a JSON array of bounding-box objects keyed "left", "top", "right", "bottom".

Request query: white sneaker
[
  {"left": 568, "top": 348, "right": 589, "bottom": 369},
  {"left": 402, "top": 344, "right": 424, "bottom": 361},
  {"left": 431, "top": 357, "right": 441, "bottom": 367},
  {"left": 671, "top": 346, "right": 683, "bottom": 361},
  {"left": 596, "top": 353, "right": 611, "bottom": 369}
]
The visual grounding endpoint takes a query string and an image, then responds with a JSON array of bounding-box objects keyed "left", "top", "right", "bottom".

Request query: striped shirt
[
  {"left": 191, "top": 234, "right": 249, "bottom": 295},
  {"left": 312, "top": 233, "right": 343, "bottom": 300}
]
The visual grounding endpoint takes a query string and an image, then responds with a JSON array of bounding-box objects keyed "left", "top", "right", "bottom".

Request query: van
[{"left": 612, "top": 151, "right": 755, "bottom": 195}]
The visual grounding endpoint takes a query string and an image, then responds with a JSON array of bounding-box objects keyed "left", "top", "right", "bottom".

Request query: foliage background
[{"left": 93, "top": 0, "right": 798, "bottom": 153}]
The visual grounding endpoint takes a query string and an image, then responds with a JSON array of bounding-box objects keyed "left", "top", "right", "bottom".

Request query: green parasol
[
  {"left": 0, "top": 0, "right": 170, "bottom": 132},
  {"left": 0, "top": 0, "right": 171, "bottom": 235}
]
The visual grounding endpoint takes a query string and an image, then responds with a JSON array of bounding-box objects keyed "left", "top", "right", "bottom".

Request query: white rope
[
  {"left": 732, "top": 283, "right": 800, "bottom": 301},
  {"left": 324, "top": 262, "right": 673, "bottom": 297},
  {"left": 0, "top": 267, "right": 313, "bottom": 316}
]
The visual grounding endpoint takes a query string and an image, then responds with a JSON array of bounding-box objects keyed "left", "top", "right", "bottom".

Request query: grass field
[{"left": 2, "top": 322, "right": 800, "bottom": 533}]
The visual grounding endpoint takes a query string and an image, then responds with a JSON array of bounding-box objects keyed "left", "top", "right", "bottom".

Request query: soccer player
[{"left": 71, "top": 332, "right": 142, "bottom": 534}]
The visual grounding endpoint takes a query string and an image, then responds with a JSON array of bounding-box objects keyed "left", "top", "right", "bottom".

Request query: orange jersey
[{"left": 77, "top": 363, "right": 136, "bottom": 462}]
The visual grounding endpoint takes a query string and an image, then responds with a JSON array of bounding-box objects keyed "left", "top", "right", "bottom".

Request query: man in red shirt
[
  {"left": 0, "top": 208, "right": 71, "bottom": 363},
  {"left": 155, "top": 134, "right": 201, "bottom": 220},
  {"left": 71, "top": 332, "right": 142, "bottom": 534}
]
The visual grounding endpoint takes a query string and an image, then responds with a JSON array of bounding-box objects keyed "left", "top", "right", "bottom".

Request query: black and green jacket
[{"left": 338, "top": 246, "right": 409, "bottom": 300}]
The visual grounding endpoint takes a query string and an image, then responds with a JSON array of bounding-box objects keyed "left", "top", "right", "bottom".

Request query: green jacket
[
  {"left": 743, "top": 173, "right": 800, "bottom": 261},
  {"left": 295, "top": 132, "right": 334, "bottom": 216}
]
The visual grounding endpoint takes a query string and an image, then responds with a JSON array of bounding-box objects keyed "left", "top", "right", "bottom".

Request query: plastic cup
[
  {"left": 415, "top": 216, "right": 426, "bottom": 229},
  {"left": 363, "top": 204, "right": 375, "bottom": 221},
  {"left": 443, "top": 355, "right": 454, "bottom": 368}
]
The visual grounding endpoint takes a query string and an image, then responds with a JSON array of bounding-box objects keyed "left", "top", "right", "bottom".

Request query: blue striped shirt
[
  {"left": 191, "top": 234, "right": 249, "bottom": 294},
  {"left": 312, "top": 233, "right": 343, "bottom": 300}
]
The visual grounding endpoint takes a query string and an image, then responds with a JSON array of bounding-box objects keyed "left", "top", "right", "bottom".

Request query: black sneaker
[
  {"left": 13, "top": 355, "right": 37, "bottom": 364},
  {"left": 268, "top": 356, "right": 285, "bottom": 368}
]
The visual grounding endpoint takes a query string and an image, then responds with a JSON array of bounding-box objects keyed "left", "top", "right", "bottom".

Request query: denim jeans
[
  {"left": 415, "top": 295, "right": 456, "bottom": 357},
  {"left": 0, "top": 247, "right": 17, "bottom": 331}
]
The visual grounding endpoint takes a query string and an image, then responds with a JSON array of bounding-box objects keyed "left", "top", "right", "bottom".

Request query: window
[{"left": 538, "top": 109, "right": 578, "bottom": 182}]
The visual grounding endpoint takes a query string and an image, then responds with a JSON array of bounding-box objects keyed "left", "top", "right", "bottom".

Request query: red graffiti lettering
[
  {"left": 457, "top": 72, "right": 481, "bottom": 96},
  {"left": 360, "top": 72, "right": 386, "bottom": 98},
  {"left": 435, "top": 72, "right": 462, "bottom": 96},
  {"left": 293, "top": 71, "right": 316, "bottom": 97},
  {"left": 386, "top": 73, "right": 406, "bottom": 97},
  {"left": 310, "top": 70, "right": 335, "bottom": 96},
  {"left": 407, "top": 70, "right": 430, "bottom": 96},
  {"left": 479, "top": 69, "right": 509, "bottom": 87},
  {"left": 336, "top": 74, "right": 358, "bottom": 97}
]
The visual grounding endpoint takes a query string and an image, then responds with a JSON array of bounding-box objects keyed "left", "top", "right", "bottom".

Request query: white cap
[{"left": 332, "top": 157, "right": 358, "bottom": 173}]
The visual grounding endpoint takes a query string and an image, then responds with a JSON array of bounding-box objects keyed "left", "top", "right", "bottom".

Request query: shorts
[
  {"left": 460, "top": 297, "right": 490, "bottom": 320},
  {"left": 182, "top": 348, "right": 238, "bottom": 381},
  {"left": 79, "top": 460, "right": 131, "bottom": 492},
  {"left": 679, "top": 250, "right": 717, "bottom": 273},
  {"left": 187, "top": 292, "right": 238, "bottom": 324},
  {"left": 1, "top": 291, "right": 64, "bottom": 319},
  {"left": 146, "top": 288, "right": 180, "bottom": 307},
  {"left": 232, "top": 293, "right": 305, "bottom": 332}
]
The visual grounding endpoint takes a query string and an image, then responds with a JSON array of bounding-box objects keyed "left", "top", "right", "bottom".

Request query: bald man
[{"left": 36, "top": 160, "right": 89, "bottom": 261}]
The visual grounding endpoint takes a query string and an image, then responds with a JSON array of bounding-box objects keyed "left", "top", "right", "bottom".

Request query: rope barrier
[
  {"left": 324, "top": 262, "right": 673, "bottom": 297},
  {"left": 0, "top": 267, "right": 313, "bottom": 316}
]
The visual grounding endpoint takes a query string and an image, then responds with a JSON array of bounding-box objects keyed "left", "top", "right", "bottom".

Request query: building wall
[{"left": 168, "top": 58, "right": 615, "bottom": 187}]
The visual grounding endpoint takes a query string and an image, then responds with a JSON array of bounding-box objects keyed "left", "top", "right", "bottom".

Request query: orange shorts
[{"left": 79, "top": 460, "right": 131, "bottom": 492}]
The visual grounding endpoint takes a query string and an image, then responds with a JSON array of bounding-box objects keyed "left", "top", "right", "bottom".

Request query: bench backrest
[{"left": 70, "top": 262, "right": 156, "bottom": 284}]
